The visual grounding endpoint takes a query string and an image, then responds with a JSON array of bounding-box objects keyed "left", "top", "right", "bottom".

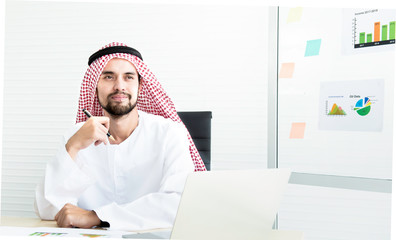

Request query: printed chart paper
[
  {"left": 0, "top": 226, "right": 130, "bottom": 238},
  {"left": 318, "top": 79, "right": 384, "bottom": 132},
  {"left": 342, "top": 8, "right": 395, "bottom": 55}
]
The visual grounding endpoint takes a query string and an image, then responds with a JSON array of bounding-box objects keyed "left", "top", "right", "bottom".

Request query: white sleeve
[
  {"left": 94, "top": 123, "right": 195, "bottom": 231},
  {"left": 34, "top": 126, "right": 96, "bottom": 220}
]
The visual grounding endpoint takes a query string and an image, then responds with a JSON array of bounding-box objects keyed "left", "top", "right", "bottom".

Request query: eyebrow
[{"left": 101, "top": 71, "right": 136, "bottom": 75}]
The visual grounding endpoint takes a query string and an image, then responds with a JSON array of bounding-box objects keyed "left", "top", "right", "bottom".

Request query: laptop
[{"left": 123, "top": 168, "right": 291, "bottom": 239}]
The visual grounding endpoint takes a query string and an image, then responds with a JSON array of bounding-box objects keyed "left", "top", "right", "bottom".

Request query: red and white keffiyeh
[{"left": 76, "top": 42, "right": 206, "bottom": 171}]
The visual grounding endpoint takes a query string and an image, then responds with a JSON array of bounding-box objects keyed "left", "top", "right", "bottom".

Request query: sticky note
[
  {"left": 305, "top": 39, "right": 321, "bottom": 57},
  {"left": 279, "top": 63, "right": 295, "bottom": 78},
  {"left": 289, "top": 122, "right": 306, "bottom": 139},
  {"left": 287, "top": 7, "right": 303, "bottom": 23}
]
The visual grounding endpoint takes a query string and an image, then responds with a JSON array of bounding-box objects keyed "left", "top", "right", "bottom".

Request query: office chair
[{"left": 177, "top": 111, "right": 212, "bottom": 171}]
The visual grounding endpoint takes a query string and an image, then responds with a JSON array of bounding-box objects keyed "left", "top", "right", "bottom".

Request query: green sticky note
[{"left": 304, "top": 39, "right": 321, "bottom": 57}]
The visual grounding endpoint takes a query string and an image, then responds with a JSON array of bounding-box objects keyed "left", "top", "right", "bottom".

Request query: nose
[{"left": 114, "top": 75, "right": 126, "bottom": 92}]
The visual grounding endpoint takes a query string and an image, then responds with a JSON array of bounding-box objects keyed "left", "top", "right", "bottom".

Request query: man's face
[{"left": 97, "top": 58, "right": 140, "bottom": 117}]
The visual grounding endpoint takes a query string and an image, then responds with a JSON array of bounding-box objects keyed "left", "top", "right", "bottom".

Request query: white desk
[
  {"left": 1, "top": 216, "right": 57, "bottom": 228},
  {"left": 1, "top": 216, "right": 304, "bottom": 239}
]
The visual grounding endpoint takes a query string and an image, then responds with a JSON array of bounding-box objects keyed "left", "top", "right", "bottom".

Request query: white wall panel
[
  {"left": 278, "top": 184, "right": 391, "bottom": 240},
  {"left": 3, "top": 1, "right": 269, "bottom": 216}
]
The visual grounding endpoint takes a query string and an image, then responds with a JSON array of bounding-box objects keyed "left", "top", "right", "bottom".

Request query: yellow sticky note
[
  {"left": 287, "top": 7, "right": 303, "bottom": 23},
  {"left": 279, "top": 63, "right": 295, "bottom": 78},
  {"left": 289, "top": 122, "right": 306, "bottom": 139}
]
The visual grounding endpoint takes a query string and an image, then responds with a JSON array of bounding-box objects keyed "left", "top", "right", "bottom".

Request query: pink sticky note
[
  {"left": 289, "top": 122, "right": 306, "bottom": 139},
  {"left": 279, "top": 63, "right": 295, "bottom": 78}
]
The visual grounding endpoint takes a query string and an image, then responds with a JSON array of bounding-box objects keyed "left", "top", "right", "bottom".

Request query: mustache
[{"left": 108, "top": 91, "right": 132, "bottom": 99}]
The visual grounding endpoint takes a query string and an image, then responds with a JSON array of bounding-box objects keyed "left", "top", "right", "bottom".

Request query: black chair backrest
[{"left": 177, "top": 111, "right": 212, "bottom": 171}]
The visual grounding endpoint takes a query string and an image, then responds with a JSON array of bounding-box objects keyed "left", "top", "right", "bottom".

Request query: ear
[{"left": 138, "top": 79, "right": 143, "bottom": 93}]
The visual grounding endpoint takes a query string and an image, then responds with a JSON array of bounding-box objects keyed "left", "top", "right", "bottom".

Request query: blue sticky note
[{"left": 304, "top": 39, "right": 321, "bottom": 57}]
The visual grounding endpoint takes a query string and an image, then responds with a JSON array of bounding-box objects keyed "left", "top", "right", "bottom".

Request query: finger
[
  {"left": 94, "top": 134, "right": 108, "bottom": 146},
  {"left": 57, "top": 210, "right": 73, "bottom": 228},
  {"left": 94, "top": 116, "right": 110, "bottom": 130},
  {"left": 85, "top": 118, "right": 109, "bottom": 136},
  {"left": 56, "top": 211, "right": 64, "bottom": 227},
  {"left": 94, "top": 140, "right": 103, "bottom": 146},
  {"left": 55, "top": 210, "right": 60, "bottom": 221},
  {"left": 92, "top": 120, "right": 111, "bottom": 142},
  {"left": 56, "top": 207, "right": 68, "bottom": 227},
  {"left": 102, "top": 134, "right": 109, "bottom": 145},
  {"left": 96, "top": 122, "right": 110, "bottom": 136},
  {"left": 56, "top": 204, "right": 74, "bottom": 227},
  {"left": 55, "top": 205, "right": 67, "bottom": 221}
]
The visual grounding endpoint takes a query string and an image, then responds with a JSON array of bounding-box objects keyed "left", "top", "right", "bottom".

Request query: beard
[{"left": 99, "top": 91, "right": 137, "bottom": 118}]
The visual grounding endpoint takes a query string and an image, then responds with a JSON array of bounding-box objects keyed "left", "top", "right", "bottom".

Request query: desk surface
[
  {"left": 1, "top": 216, "right": 57, "bottom": 228},
  {"left": 1, "top": 216, "right": 304, "bottom": 240}
]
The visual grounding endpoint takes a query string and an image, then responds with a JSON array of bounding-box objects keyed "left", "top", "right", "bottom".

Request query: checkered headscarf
[{"left": 76, "top": 42, "right": 206, "bottom": 171}]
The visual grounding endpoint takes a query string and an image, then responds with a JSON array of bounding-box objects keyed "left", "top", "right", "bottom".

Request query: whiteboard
[{"left": 278, "top": 7, "right": 395, "bottom": 179}]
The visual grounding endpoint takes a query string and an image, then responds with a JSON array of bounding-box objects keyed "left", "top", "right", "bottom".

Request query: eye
[{"left": 103, "top": 75, "right": 113, "bottom": 80}]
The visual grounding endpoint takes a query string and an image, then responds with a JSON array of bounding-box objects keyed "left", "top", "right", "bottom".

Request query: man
[{"left": 35, "top": 42, "right": 206, "bottom": 231}]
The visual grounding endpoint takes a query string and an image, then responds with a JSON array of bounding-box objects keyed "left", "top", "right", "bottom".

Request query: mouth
[
  {"left": 111, "top": 95, "right": 128, "bottom": 102},
  {"left": 108, "top": 93, "right": 131, "bottom": 103}
]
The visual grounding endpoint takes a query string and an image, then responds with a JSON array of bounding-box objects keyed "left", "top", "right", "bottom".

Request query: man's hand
[
  {"left": 66, "top": 117, "right": 110, "bottom": 160},
  {"left": 55, "top": 203, "right": 101, "bottom": 228}
]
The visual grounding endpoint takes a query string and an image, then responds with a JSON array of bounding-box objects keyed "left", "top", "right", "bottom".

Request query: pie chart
[{"left": 354, "top": 97, "right": 371, "bottom": 116}]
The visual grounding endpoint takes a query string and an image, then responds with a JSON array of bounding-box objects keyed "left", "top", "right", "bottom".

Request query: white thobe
[{"left": 35, "top": 111, "right": 195, "bottom": 231}]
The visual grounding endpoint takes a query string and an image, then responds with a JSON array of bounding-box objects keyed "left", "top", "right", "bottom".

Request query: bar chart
[{"left": 353, "top": 9, "right": 395, "bottom": 48}]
